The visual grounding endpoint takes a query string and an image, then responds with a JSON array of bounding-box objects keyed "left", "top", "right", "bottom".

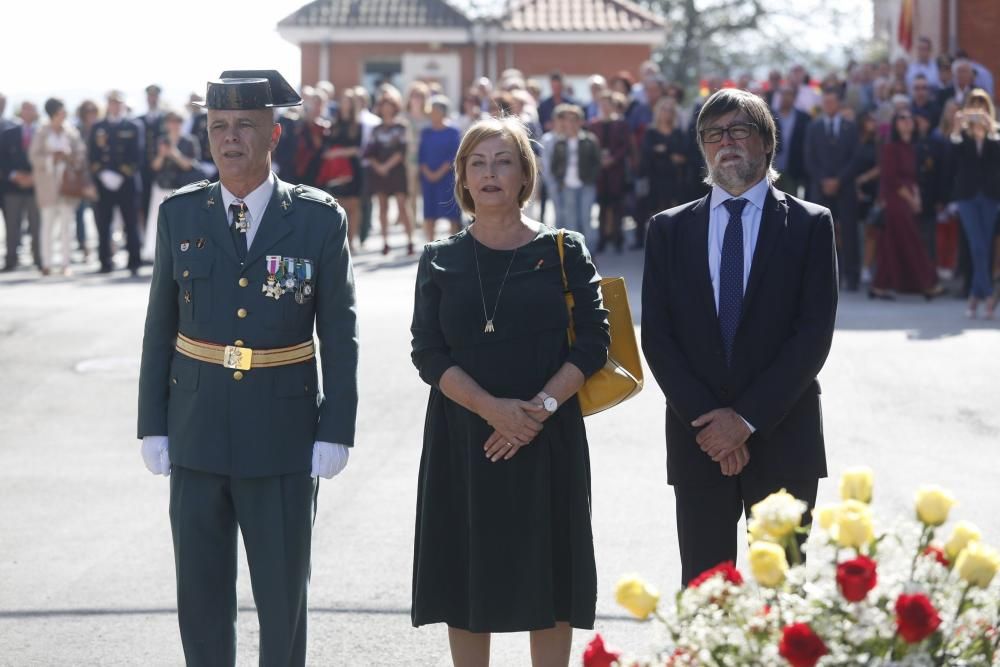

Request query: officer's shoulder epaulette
[
  {"left": 292, "top": 183, "right": 339, "bottom": 208},
  {"left": 163, "top": 180, "right": 212, "bottom": 202}
]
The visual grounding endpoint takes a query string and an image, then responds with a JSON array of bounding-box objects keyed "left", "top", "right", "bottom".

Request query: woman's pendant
[{"left": 484, "top": 319, "right": 495, "bottom": 333}]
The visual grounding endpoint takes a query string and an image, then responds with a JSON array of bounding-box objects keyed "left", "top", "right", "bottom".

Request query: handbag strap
[{"left": 555, "top": 229, "right": 577, "bottom": 344}]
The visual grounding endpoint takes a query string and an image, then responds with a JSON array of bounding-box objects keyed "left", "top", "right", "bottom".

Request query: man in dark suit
[
  {"left": 641, "top": 88, "right": 837, "bottom": 585},
  {"left": 1, "top": 100, "right": 42, "bottom": 271},
  {"left": 88, "top": 90, "right": 144, "bottom": 274},
  {"left": 137, "top": 70, "right": 358, "bottom": 666},
  {"left": 772, "top": 85, "right": 811, "bottom": 198},
  {"left": 804, "top": 88, "right": 859, "bottom": 289}
]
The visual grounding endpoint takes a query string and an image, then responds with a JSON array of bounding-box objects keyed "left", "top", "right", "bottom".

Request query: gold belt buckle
[{"left": 222, "top": 345, "right": 253, "bottom": 371}]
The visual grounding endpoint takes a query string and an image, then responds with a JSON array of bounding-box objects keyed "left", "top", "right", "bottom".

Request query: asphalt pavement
[{"left": 1, "top": 220, "right": 999, "bottom": 666}]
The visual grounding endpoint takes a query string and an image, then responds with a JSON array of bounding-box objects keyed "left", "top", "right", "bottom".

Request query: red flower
[
  {"left": 923, "top": 545, "right": 950, "bottom": 567},
  {"left": 583, "top": 633, "right": 620, "bottom": 667},
  {"left": 778, "top": 623, "right": 828, "bottom": 667},
  {"left": 836, "top": 555, "right": 878, "bottom": 602},
  {"left": 896, "top": 593, "right": 942, "bottom": 643},
  {"left": 688, "top": 560, "right": 744, "bottom": 588}
]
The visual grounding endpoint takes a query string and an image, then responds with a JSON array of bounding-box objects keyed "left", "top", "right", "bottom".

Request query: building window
[{"left": 363, "top": 60, "right": 403, "bottom": 93}]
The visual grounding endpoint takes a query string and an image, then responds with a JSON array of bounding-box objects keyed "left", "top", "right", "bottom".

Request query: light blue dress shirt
[{"left": 708, "top": 177, "right": 770, "bottom": 313}]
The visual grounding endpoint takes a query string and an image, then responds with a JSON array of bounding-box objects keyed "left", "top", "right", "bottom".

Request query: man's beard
[{"left": 708, "top": 146, "right": 764, "bottom": 192}]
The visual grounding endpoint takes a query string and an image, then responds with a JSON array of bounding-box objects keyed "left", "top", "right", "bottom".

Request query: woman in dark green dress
[{"left": 410, "top": 116, "right": 609, "bottom": 666}]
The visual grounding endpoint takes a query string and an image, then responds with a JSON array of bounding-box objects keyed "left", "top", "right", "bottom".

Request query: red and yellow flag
[{"left": 898, "top": 0, "right": 914, "bottom": 51}]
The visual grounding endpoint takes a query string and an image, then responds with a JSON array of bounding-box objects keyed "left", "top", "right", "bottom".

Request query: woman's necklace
[{"left": 471, "top": 231, "right": 519, "bottom": 334}]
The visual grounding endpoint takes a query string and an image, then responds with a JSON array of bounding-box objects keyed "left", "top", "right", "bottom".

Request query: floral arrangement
[{"left": 585, "top": 468, "right": 1000, "bottom": 666}]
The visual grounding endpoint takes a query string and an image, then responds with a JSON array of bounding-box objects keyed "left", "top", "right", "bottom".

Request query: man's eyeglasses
[{"left": 700, "top": 122, "right": 757, "bottom": 144}]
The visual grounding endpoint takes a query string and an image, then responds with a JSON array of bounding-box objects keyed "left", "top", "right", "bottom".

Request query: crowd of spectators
[{"left": 2, "top": 35, "right": 998, "bottom": 316}]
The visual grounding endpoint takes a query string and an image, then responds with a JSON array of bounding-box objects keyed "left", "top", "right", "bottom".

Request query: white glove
[
  {"left": 141, "top": 435, "right": 171, "bottom": 476},
  {"left": 311, "top": 441, "right": 350, "bottom": 479},
  {"left": 98, "top": 169, "right": 125, "bottom": 191}
]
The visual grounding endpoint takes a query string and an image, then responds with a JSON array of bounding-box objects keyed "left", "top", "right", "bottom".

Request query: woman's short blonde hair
[{"left": 453, "top": 116, "right": 538, "bottom": 217}]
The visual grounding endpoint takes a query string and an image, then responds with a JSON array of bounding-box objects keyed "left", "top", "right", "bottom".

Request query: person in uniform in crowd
[
  {"left": 140, "top": 84, "right": 165, "bottom": 233},
  {"left": 641, "top": 88, "right": 838, "bottom": 585},
  {"left": 410, "top": 115, "right": 608, "bottom": 667},
  {"left": 137, "top": 69, "right": 358, "bottom": 667},
  {"left": 88, "top": 90, "right": 143, "bottom": 275},
  {"left": 1, "top": 100, "right": 42, "bottom": 271},
  {"left": 29, "top": 97, "right": 88, "bottom": 276}
]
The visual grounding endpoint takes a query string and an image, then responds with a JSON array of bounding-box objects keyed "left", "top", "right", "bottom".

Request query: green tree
[{"left": 638, "top": 0, "right": 872, "bottom": 92}]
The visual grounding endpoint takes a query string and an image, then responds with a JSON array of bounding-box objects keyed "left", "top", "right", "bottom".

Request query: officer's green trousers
[{"left": 169, "top": 466, "right": 317, "bottom": 667}]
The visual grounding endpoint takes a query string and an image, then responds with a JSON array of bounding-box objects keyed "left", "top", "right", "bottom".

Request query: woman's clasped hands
[{"left": 480, "top": 394, "right": 551, "bottom": 462}]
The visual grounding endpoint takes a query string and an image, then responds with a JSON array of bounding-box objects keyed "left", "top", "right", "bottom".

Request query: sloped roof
[
  {"left": 278, "top": 0, "right": 472, "bottom": 29},
  {"left": 500, "top": 0, "right": 666, "bottom": 32}
]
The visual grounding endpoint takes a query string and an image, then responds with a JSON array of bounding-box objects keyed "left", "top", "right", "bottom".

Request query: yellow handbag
[{"left": 556, "top": 230, "right": 643, "bottom": 416}]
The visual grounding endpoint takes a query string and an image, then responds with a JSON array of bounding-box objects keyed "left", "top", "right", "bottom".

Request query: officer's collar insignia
[{"left": 206, "top": 197, "right": 215, "bottom": 207}]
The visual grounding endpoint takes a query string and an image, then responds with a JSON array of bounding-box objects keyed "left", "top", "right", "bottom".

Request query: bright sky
[
  {"left": 2, "top": 0, "right": 307, "bottom": 113},
  {"left": 2, "top": 0, "right": 873, "bottom": 115}
]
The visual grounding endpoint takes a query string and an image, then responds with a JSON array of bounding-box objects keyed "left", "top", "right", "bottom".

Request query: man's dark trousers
[
  {"left": 170, "top": 466, "right": 317, "bottom": 667},
  {"left": 673, "top": 472, "right": 818, "bottom": 585},
  {"left": 94, "top": 183, "right": 141, "bottom": 271},
  {"left": 3, "top": 192, "right": 41, "bottom": 268}
]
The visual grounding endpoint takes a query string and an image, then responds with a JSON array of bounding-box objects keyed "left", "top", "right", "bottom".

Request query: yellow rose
[
  {"left": 955, "top": 542, "right": 1000, "bottom": 588},
  {"left": 834, "top": 499, "right": 874, "bottom": 549},
  {"left": 614, "top": 575, "right": 660, "bottom": 620},
  {"left": 747, "top": 518, "right": 768, "bottom": 542},
  {"left": 813, "top": 504, "right": 841, "bottom": 532},
  {"left": 915, "top": 485, "right": 956, "bottom": 526},
  {"left": 839, "top": 467, "right": 874, "bottom": 503},
  {"left": 749, "top": 489, "right": 807, "bottom": 540},
  {"left": 749, "top": 541, "right": 788, "bottom": 588},
  {"left": 945, "top": 521, "right": 983, "bottom": 561}
]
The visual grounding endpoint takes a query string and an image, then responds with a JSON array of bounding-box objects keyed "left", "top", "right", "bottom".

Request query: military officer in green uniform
[{"left": 137, "top": 70, "right": 358, "bottom": 667}]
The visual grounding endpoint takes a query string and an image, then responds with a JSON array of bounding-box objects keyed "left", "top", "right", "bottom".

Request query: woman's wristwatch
[{"left": 537, "top": 391, "right": 558, "bottom": 413}]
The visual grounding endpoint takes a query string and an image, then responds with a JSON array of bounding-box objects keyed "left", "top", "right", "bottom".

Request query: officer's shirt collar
[{"left": 220, "top": 171, "right": 275, "bottom": 245}]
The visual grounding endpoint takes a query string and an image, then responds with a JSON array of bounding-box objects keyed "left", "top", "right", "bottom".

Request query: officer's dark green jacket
[{"left": 137, "top": 177, "right": 358, "bottom": 478}]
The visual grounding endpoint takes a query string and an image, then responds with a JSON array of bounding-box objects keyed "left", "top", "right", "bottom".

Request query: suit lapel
[
  {"left": 742, "top": 186, "right": 787, "bottom": 314},
  {"left": 245, "top": 179, "right": 295, "bottom": 268},
  {"left": 202, "top": 183, "right": 237, "bottom": 264},
  {"left": 688, "top": 195, "right": 719, "bottom": 330}
]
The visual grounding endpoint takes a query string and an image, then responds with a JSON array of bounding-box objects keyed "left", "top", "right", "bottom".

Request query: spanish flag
[{"left": 898, "top": 0, "right": 914, "bottom": 51}]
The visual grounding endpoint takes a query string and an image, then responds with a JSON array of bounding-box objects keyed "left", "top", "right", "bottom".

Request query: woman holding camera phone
[{"left": 951, "top": 89, "right": 1000, "bottom": 318}]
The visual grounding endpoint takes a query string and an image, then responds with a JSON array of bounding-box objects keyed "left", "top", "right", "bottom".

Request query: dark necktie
[
  {"left": 719, "top": 198, "right": 747, "bottom": 365},
  {"left": 229, "top": 202, "right": 248, "bottom": 262}
]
